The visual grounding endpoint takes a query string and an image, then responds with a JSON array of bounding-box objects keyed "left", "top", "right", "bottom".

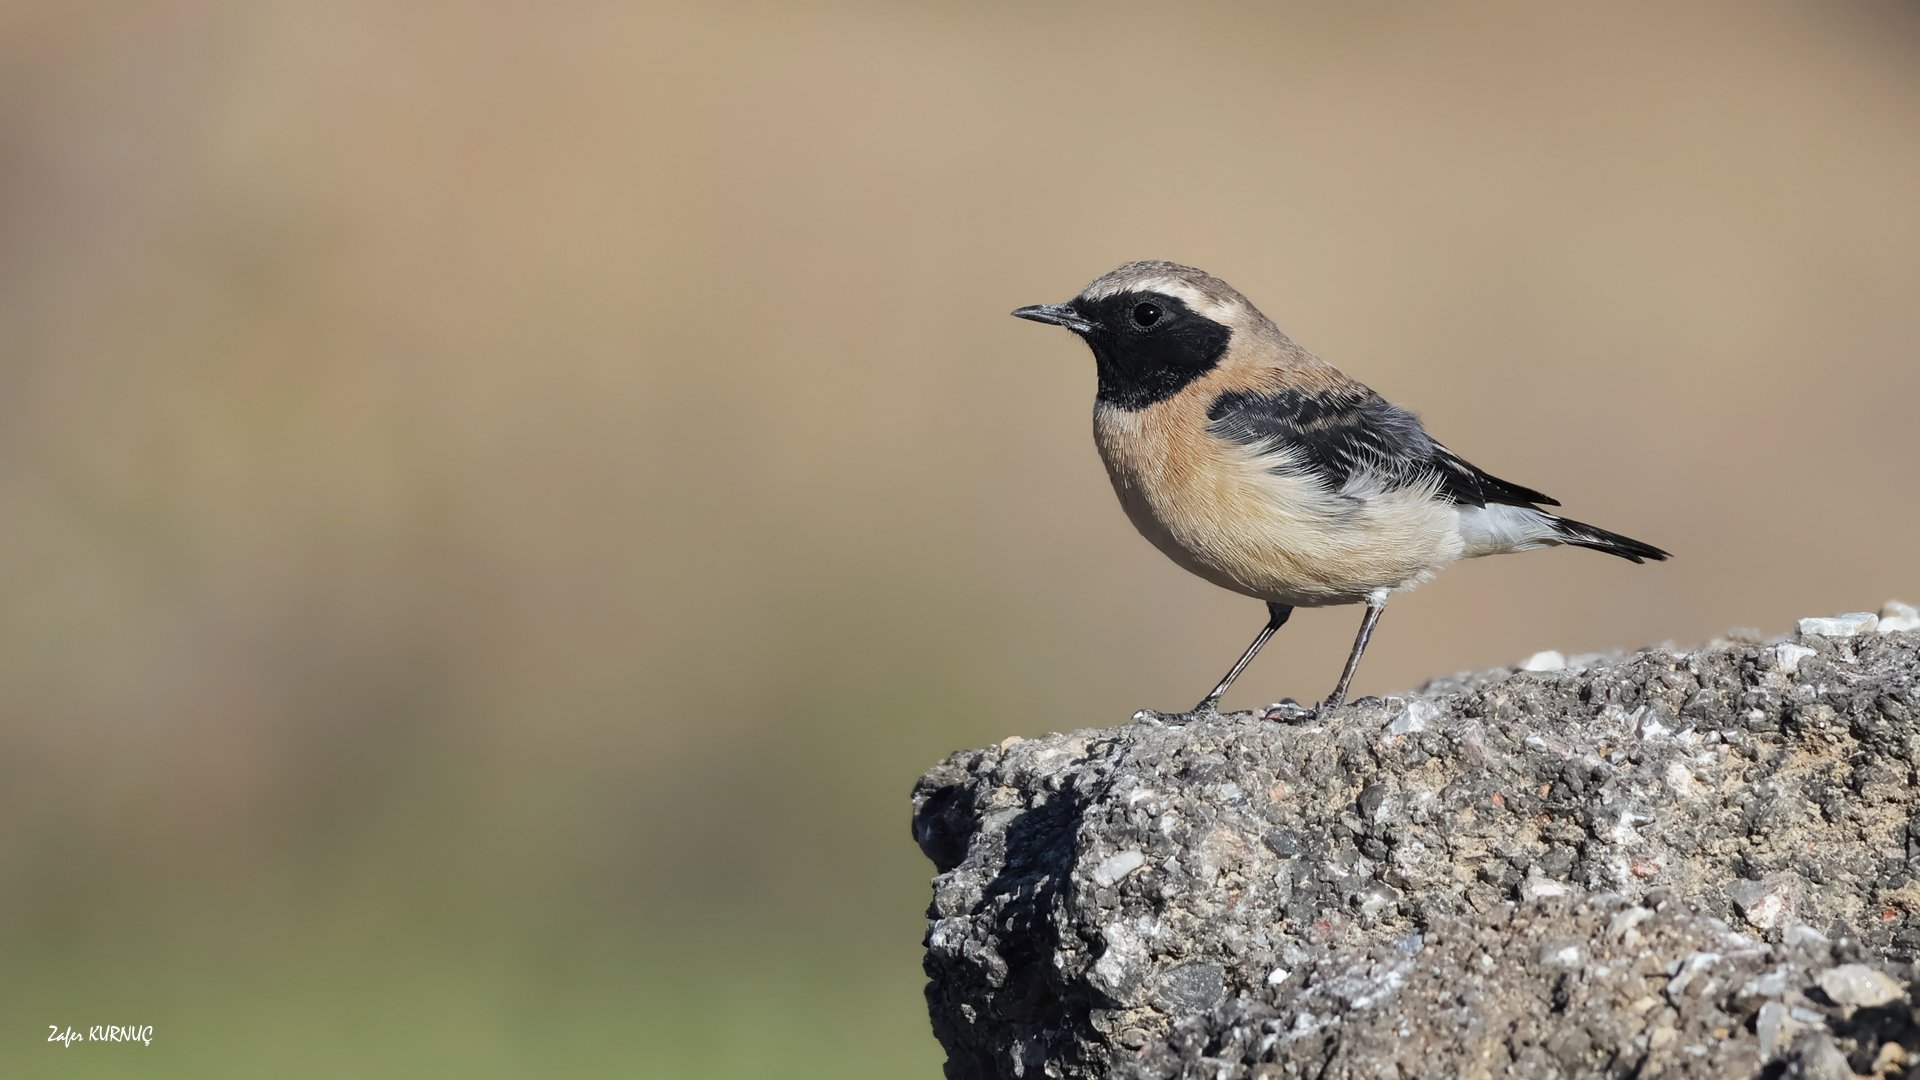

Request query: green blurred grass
[{"left": 8, "top": 935, "right": 937, "bottom": 1078}]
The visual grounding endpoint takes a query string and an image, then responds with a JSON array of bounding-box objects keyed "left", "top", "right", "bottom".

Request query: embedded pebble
[
  {"left": 1816, "top": 963, "right": 1905, "bottom": 1008},
  {"left": 1384, "top": 698, "right": 1433, "bottom": 736},
  {"left": 1883, "top": 600, "right": 1920, "bottom": 633},
  {"left": 1772, "top": 642, "right": 1817, "bottom": 673},
  {"left": 1797, "top": 1035, "right": 1855, "bottom": 1080},
  {"left": 1727, "top": 874, "right": 1802, "bottom": 931},
  {"left": 1756, "top": 1000, "right": 1792, "bottom": 1059},
  {"left": 1538, "top": 943, "right": 1584, "bottom": 969},
  {"left": 1785, "top": 925, "right": 1831, "bottom": 948},
  {"left": 1519, "top": 650, "right": 1566, "bottom": 672},
  {"left": 1739, "top": 968, "right": 1787, "bottom": 1000},
  {"left": 1090, "top": 849, "right": 1146, "bottom": 887},
  {"left": 1798, "top": 612, "right": 1879, "bottom": 637},
  {"left": 1521, "top": 877, "right": 1571, "bottom": 900}
]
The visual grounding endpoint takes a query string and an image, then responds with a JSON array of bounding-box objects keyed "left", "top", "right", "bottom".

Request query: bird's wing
[{"left": 1203, "top": 387, "right": 1559, "bottom": 508}]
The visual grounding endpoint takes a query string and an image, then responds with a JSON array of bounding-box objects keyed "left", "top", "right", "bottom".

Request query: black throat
[{"left": 1073, "top": 292, "right": 1233, "bottom": 412}]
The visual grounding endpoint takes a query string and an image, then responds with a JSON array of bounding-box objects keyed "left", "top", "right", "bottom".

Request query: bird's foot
[
  {"left": 1133, "top": 704, "right": 1257, "bottom": 725},
  {"left": 1133, "top": 707, "right": 1209, "bottom": 725},
  {"left": 1311, "top": 694, "right": 1382, "bottom": 717},
  {"left": 1259, "top": 698, "right": 1317, "bottom": 724}
]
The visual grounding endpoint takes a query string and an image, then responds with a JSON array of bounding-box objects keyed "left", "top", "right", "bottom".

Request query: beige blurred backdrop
[{"left": 2, "top": 2, "right": 1916, "bottom": 1076}]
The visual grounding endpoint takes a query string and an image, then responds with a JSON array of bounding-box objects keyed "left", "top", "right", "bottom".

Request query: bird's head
[{"left": 1013, "top": 261, "right": 1260, "bottom": 411}]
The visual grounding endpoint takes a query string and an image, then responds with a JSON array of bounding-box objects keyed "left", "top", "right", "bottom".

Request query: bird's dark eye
[{"left": 1132, "top": 302, "right": 1162, "bottom": 327}]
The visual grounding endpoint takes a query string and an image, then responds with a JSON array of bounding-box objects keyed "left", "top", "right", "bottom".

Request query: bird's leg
[
  {"left": 1137, "top": 602, "right": 1292, "bottom": 724},
  {"left": 1323, "top": 589, "right": 1389, "bottom": 710},
  {"left": 1195, "top": 601, "right": 1293, "bottom": 714}
]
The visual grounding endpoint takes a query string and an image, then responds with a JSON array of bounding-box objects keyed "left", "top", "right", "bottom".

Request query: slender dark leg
[
  {"left": 1191, "top": 601, "right": 1293, "bottom": 714},
  {"left": 1136, "top": 602, "right": 1293, "bottom": 723},
  {"left": 1324, "top": 589, "right": 1389, "bottom": 710}
]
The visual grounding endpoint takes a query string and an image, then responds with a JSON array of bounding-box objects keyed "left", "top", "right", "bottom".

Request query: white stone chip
[
  {"left": 1881, "top": 600, "right": 1920, "bottom": 633},
  {"left": 1773, "top": 643, "right": 1817, "bottom": 673},
  {"left": 1090, "top": 849, "right": 1146, "bottom": 887},
  {"left": 1521, "top": 877, "right": 1571, "bottom": 901},
  {"left": 1798, "top": 613, "right": 1879, "bottom": 638},
  {"left": 1756, "top": 1001, "right": 1792, "bottom": 1059},
  {"left": 1519, "top": 650, "right": 1566, "bottom": 672},
  {"left": 1356, "top": 885, "right": 1397, "bottom": 917},
  {"left": 1540, "top": 944, "right": 1585, "bottom": 969},
  {"left": 1740, "top": 969, "right": 1788, "bottom": 1000},
  {"left": 1266, "top": 966, "right": 1291, "bottom": 985},
  {"left": 1816, "top": 964, "right": 1906, "bottom": 1008},
  {"left": 1784, "top": 925, "right": 1830, "bottom": 947},
  {"left": 1090, "top": 923, "right": 1146, "bottom": 995},
  {"left": 1663, "top": 760, "right": 1706, "bottom": 799},
  {"left": 1608, "top": 907, "right": 1654, "bottom": 942},
  {"left": 1664, "top": 952, "right": 1722, "bottom": 999},
  {"left": 1385, "top": 698, "right": 1434, "bottom": 737}
]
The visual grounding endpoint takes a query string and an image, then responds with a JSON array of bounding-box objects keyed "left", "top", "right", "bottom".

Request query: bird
[{"left": 1013, "top": 260, "right": 1668, "bottom": 722}]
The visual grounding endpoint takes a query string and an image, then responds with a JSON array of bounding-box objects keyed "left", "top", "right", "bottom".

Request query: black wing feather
[{"left": 1204, "top": 388, "right": 1559, "bottom": 509}]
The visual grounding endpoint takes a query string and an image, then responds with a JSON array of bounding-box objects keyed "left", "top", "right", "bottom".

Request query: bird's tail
[{"left": 1547, "top": 515, "right": 1671, "bottom": 564}]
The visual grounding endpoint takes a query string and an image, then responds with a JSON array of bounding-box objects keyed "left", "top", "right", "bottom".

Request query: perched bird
[{"left": 1013, "top": 261, "right": 1668, "bottom": 721}]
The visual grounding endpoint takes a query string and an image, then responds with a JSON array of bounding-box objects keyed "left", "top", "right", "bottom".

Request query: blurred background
[{"left": 2, "top": 1, "right": 1916, "bottom": 1075}]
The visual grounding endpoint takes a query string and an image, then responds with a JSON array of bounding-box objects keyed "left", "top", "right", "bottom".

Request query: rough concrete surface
[{"left": 913, "top": 609, "right": 1920, "bottom": 1079}]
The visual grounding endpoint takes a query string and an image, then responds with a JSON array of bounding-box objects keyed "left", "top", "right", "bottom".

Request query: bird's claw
[
  {"left": 1260, "top": 700, "right": 1318, "bottom": 724},
  {"left": 1134, "top": 705, "right": 1267, "bottom": 726},
  {"left": 1134, "top": 699, "right": 1326, "bottom": 725},
  {"left": 1134, "top": 707, "right": 1208, "bottom": 725}
]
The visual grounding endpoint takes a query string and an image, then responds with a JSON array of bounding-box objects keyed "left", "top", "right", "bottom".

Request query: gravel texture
[
  {"left": 1133, "top": 897, "right": 1916, "bottom": 1079},
  {"left": 913, "top": 610, "right": 1920, "bottom": 1079}
]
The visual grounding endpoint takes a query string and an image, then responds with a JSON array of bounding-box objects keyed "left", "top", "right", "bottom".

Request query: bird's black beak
[{"left": 1012, "top": 303, "right": 1094, "bottom": 334}]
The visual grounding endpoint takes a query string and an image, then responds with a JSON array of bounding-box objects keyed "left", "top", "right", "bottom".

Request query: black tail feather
[{"left": 1549, "top": 516, "right": 1671, "bottom": 564}]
